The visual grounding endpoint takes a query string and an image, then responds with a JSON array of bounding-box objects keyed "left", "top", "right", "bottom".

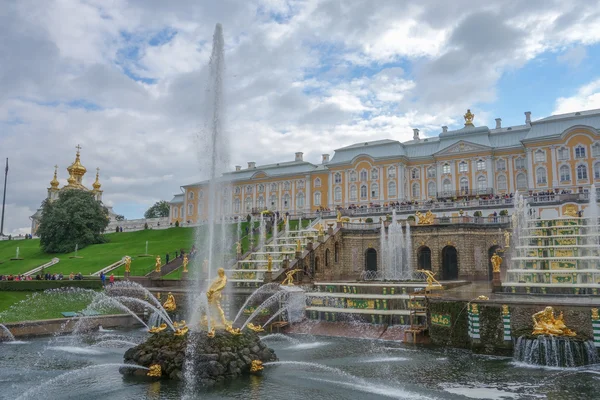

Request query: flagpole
[{"left": 0, "top": 158, "right": 8, "bottom": 237}]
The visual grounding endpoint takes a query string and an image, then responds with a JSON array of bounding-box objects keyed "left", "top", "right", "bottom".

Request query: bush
[
  {"left": 407, "top": 215, "right": 416, "bottom": 221},
  {"left": 499, "top": 210, "right": 508, "bottom": 216},
  {"left": 144, "top": 223, "right": 149, "bottom": 230},
  {"left": 365, "top": 217, "right": 373, "bottom": 223},
  {"left": 175, "top": 220, "right": 180, "bottom": 227},
  {"left": 0, "top": 280, "right": 102, "bottom": 291},
  {"left": 473, "top": 211, "right": 482, "bottom": 217}
]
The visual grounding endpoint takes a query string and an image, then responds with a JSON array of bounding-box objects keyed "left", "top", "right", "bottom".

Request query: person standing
[
  {"left": 166, "top": 253, "right": 170, "bottom": 264},
  {"left": 100, "top": 271, "right": 106, "bottom": 287},
  {"left": 109, "top": 273, "right": 115, "bottom": 286}
]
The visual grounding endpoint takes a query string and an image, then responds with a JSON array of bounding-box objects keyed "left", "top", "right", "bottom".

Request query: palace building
[
  {"left": 30, "top": 146, "right": 116, "bottom": 234},
  {"left": 169, "top": 108, "right": 600, "bottom": 224}
]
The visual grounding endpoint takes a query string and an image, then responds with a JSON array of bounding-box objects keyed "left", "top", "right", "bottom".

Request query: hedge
[{"left": 0, "top": 280, "right": 103, "bottom": 291}]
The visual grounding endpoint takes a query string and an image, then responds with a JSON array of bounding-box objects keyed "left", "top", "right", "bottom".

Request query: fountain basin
[
  {"left": 514, "top": 335, "right": 599, "bottom": 367},
  {"left": 121, "top": 330, "right": 277, "bottom": 385}
]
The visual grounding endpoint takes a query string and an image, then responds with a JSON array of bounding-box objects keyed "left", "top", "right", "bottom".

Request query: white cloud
[{"left": 554, "top": 79, "right": 600, "bottom": 114}]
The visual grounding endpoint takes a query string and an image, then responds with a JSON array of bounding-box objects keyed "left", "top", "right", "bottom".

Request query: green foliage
[
  {"left": 473, "top": 211, "right": 482, "bottom": 217},
  {"left": 175, "top": 220, "right": 180, "bottom": 227},
  {"left": 144, "top": 223, "right": 149, "bottom": 230},
  {"left": 37, "top": 190, "right": 109, "bottom": 253},
  {"left": 144, "top": 200, "right": 170, "bottom": 219},
  {"left": 115, "top": 214, "right": 125, "bottom": 221},
  {"left": 407, "top": 215, "right": 416, "bottom": 221},
  {"left": 365, "top": 217, "right": 373, "bottom": 223},
  {"left": 499, "top": 209, "right": 508, "bottom": 216}
]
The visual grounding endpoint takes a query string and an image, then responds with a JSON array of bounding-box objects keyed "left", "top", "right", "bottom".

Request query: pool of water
[{"left": 1, "top": 330, "right": 600, "bottom": 399}]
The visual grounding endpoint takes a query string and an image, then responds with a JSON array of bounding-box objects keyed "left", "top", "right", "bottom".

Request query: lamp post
[{"left": 0, "top": 158, "right": 8, "bottom": 237}]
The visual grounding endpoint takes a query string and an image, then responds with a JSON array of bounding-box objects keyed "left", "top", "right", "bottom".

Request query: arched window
[
  {"left": 325, "top": 249, "right": 330, "bottom": 267},
  {"left": 593, "top": 143, "right": 600, "bottom": 157},
  {"left": 283, "top": 193, "right": 290, "bottom": 209},
  {"left": 411, "top": 168, "right": 420, "bottom": 179},
  {"left": 334, "top": 242, "right": 340, "bottom": 263},
  {"left": 284, "top": 181, "right": 291, "bottom": 190},
  {"left": 575, "top": 146, "right": 586, "bottom": 159},
  {"left": 198, "top": 201, "right": 204, "bottom": 213},
  {"left": 360, "top": 185, "right": 367, "bottom": 199},
  {"left": 258, "top": 184, "right": 264, "bottom": 193},
  {"left": 334, "top": 173, "right": 342, "bottom": 184},
  {"left": 314, "top": 192, "right": 321, "bottom": 206},
  {"left": 536, "top": 167, "right": 547, "bottom": 184},
  {"left": 557, "top": 147, "right": 569, "bottom": 161},
  {"left": 245, "top": 197, "right": 253, "bottom": 211},
  {"left": 270, "top": 183, "right": 277, "bottom": 192},
  {"left": 257, "top": 196, "right": 265, "bottom": 209},
  {"left": 412, "top": 183, "right": 420, "bottom": 198},
  {"left": 350, "top": 185, "right": 357, "bottom": 201},
  {"left": 173, "top": 207, "right": 178, "bottom": 218},
  {"left": 477, "top": 175, "right": 486, "bottom": 191},
  {"left": 388, "top": 166, "right": 396, "bottom": 178},
  {"left": 188, "top": 203, "right": 193, "bottom": 215},
  {"left": 460, "top": 177, "right": 469, "bottom": 193},
  {"left": 296, "top": 192, "right": 305, "bottom": 208},
  {"left": 388, "top": 181, "right": 397, "bottom": 197},
  {"left": 595, "top": 163, "right": 600, "bottom": 179},
  {"left": 535, "top": 149, "right": 546, "bottom": 163},
  {"left": 516, "top": 173, "right": 527, "bottom": 190},
  {"left": 459, "top": 161, "right": 468, "bottom": 173},
  {"left": 577, "top": 164, "right": 588, "bottom": 180},
  {"left": 297, "top": 180, "right": 305, "bottom": 189},
  {"left": 560, "top": 165, "right": 571, "bottom": 182},
  {"left": 360, "top": 170, "right": 368, "bottom": 182},
  {"left": 270, "top": 194, "right": 277, "bottom": 208},
  {"left": 477, "top": 159, "right": 486, "bottom": 171},
  {"left": 188, "top": 192, "right": 194, "bottom": 200},
  {"left": 442, "top": 163, "right": 450, "bottom": 174},
  {"left": 428, "top": 181, "right": 436, "bottom": 197},
  {"left": 314, "top": 178, "right": 321, "bottom": 187},
  {"left": 235, "top": 186, "right": 241, "bottom": 194},
  {"left": 496, "top": 159, "right": 506, "bottom": 171},
  {"left": 199, "top": 190, "right": 204, "bottom": 199},
  {"left": 349, "top": 171, "right": 357, "bottom": 182},
  {"left": 334, "top": 187, "right": 342, "bottom": 202},
  {"left": 234, "top": 198, "right": 240, "bottom": 213},
  {"left": 515, "top": 158, "right": 525, "bottom": 169},
  {"left": 246, "top": 185, "right": 253, "bottom": 193},
  {"left": 427, "top": 166, "right": 436, "bottom": 178},
  {"left": 497, "top": 175, "right": 507, "bottom": 191},
  {"left": 371, "top": 183, "right": 379, "bottom": 198},
  {"left": 371, "top": 168, "right": 379, "bottom": 180},
  {"left": 443, "top": 179, "right": 452, "bottom": 193}
]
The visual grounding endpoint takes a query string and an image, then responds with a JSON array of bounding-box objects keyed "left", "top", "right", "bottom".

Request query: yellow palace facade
[{"left": 169, "top": 109, "right": 600, "bottom": 224}]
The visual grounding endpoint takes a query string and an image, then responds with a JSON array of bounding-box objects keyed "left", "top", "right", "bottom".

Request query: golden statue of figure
[
  {"left": 317, "top": 223, "right": 324, "bottom": 236},
  {"left": 464, "top": 109, "right": 475, "bottom": 126},
  {"left": 147, "top": 364, "right": 161, "bottom": 377},
  {"left": 174, "top": 323, "right": 189, "bottom": 336},
  {"left": 226, "top": 325, "right": 242, "bottom": 335},
  {"left": 182, "top": 254, "right": 189, "bottom": 273},
  {"left": 417, "top": 269, "right": 441, "bottom": 288},
  {"left": 247, "top": 323, "right": 264, "bottom": 332},
  {"left": 148, "top": 323, "right": 167, "bottom": 333},
  {"left": 267, "top": 255, "right": 273, "bottom": 272},
  {"left": 281, "top": 269, "right": 302, "bottom": 286},
  {"left": 236, "top": 242, "right": 242, "bottom": 255},
  {"left": 592, "top": 308, "right": 599, "bottom": 320},
  {"left": 155, "top": 255, "right": 161, "bottom": 273},
  {"left": 163, "top": 292, "right": 176, "bottom": 312},
  {"left": 532, "top": 306, "right": 577, "bottom": 337},
  {"left": 491, "top": 253, "right": 503, "bottom": 273},
  {"left": 504, "top": 231, "right": 511, "bottom": 248},
  {"left": 416, "top": 210, "right": 435, "bottom": 225},
  {"left": 206, "top": 267, "right": 229, "bottom": 328},
  {"left": 124, "top": 256, "right": 131, "bottom": 273},
  {"left": 207, "top": 327, "right": 215, "bottom": 338},
  {"left": 250, "top": 360, "right": 263, "bottom": 373},
  {"left": 336, "top": 209, "right": 342, "bottom": 222},
  {"left": 296, "top": 239, "right": 302, "bottom": 252}
]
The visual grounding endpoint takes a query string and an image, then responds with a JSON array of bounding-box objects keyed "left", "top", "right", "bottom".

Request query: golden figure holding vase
[{"left": 532, "top": 306, "right": 576, "bottom": 337}]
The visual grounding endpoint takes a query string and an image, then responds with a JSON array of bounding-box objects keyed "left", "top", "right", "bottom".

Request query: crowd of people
[{"left": 0, "top": 272, "right": 85, "bottom": 281}]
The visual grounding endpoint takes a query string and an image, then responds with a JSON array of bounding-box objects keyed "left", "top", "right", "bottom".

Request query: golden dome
[
  {"left": 67, "top": 145, "right": 87, "bottom": 178},
  {"left": 67, "top": 172, "right": 77, "bottom": 186},
  {"left": 49, "top": 165, "right": 60, "bottom": 189},
  {"left": 92, "top": 168, "right": 102, "bottom": 191}
]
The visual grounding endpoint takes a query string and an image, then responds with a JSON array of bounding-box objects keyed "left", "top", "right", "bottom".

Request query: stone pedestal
[
  {"left": 492, "top": 271, "right": 502, "bottom": 292},
  {"left": 236, "top": 252, "right": 241, "bottom": 260},
  {"left": 151, "top": 271, "right": 161, "bottom": 279},
  {"left": 283, "top": 258, "right": 290, "bottom": 269},
  {"left": 181, "top": 271, "right": 188, "bottom": 281},
  {"left": 295, "top": 251, "right": 301, "bottom": 259},
  {"left": 263, "top": 271, "right": 272, "bottom": 283},
  {"left": 307, "top": 242, "right": 313, "bottom": 251},
  {"left": 327, "top": 226, "right": 334, "bottom": 235},
  {"left": 318, "top": 234, "right": 324, "bottom": 243},
  {"left": 124, "top": 271, "right": 130, "bottom": 279},
  {"left": 336, "top": 221, "right": 342, "bottom": 229}
]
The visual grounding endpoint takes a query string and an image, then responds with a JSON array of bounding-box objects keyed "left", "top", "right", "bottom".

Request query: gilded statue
[
  {"left": 592, "top": 308, "right": 599, "bottom": 321},
  {"left": 491, "top": 253, "right": 503, "bottom": 273},
  {"left": 206, "top": 267, "right": 229, "bottom": 327},
  {"left": 417, "top": 269, "right": 441, "bottom": 288},
  {"left": 247, "top": 323, "right": 264, "bottom": 332},
  {"left": 464, "top": 109, "right": 475, "bottom": 126},
  {"left": 124, "top": 256, "right": 131, "bottom": 273},
  {"left": 282, "top": 269, "right": 303, "bottom": 286},
  {"left": 174, "top": 320, "right": 188, "bottom": 336},
  {"left": 236, "top": 241, "right": 242, "bottom": 255},
  {"left": 250, "top": 360, "right": 264, "bottom": 373},
  {"left": 296, "top": 239, "right": 302, "bottom": 253},
  {"left": 336, "top": 209, "right": 342, "bottom": 222},
  {"left": 267, "top": 255, "right": 273, "bottom": 272},
  {"left": 502, "top": 305, "right": 509, "bottom": 315},
  {"left": 155, "top": 255, "right": 161, "bottom": 273},
  {"left": 147, "top": 364, "right": 161, "bottom": 377},
  {"left": 182, "top": 255, "right": 189, "bottom": 273},
  {"left": 225, "top": 325, "right": 242, "bottom": 335},
  {"left": 504, "top": 231, "right": 511, "bottom": 248},
  {"left": 148, "top": 323, "right": 167, "bottom": 333},
  {"left": 532, "top": 306, "right": 576, "bottom": 337},
  {"left": 317, "top": 223, "right": 324, "bottom": 236},
  {"left": 415, "top": 210, "right": 435, "bottom": 225},
  {"left": 163, "top": 292, "right": 176, "bottom": 312}
]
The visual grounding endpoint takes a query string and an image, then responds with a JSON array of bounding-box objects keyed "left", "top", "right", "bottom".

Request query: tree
[
  {"left": 37, "top": 189, "right": 109, "bottom": 253},
  {"left": 144, "top": 200, "right": 170, "bottom": 219}
]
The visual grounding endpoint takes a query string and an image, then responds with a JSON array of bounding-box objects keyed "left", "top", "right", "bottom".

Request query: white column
[
  {"left": 305, "top": 174, "right": 311, "bottom": 211},
  {"left": 550, "top": 146, "right": 558, "bottom": 187},
  {"left": 508, "top": 156, "right": 514, "bottom": 193},
  {"left": 449, "top": 160, "right": 456, "bottom": 193},
  {"left": 291, "top": 182, "right": 296, "bottom": 212},
  {"left": 436, "top": 162, "right": 442, "bottom": 195},
  {"left": 486, "top": 156, "right": 494, "bottom": 192},
  {"left": 398, "top": 163, "right": 405, "bottom": 200},
  {"left": 471, "top": 158, "right": 477, "bottom": 194},
  {"left": 328, "top": 172, "right": 333, "bottom": 208},
  {"left": 526, "top": 149, "right": 534, "bottom": 190},
  {"left": 420, "top": 165, "right": 425, "bottom": 200},
  {"left": 278, "top": 182, "right": 282, "bottom": 211},
  {"left": 344, "top": 170, "right": 349, "bottom": 206}
]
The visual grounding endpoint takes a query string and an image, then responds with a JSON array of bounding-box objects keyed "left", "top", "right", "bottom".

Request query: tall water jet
[
  {"left": 587, "top": 184, "right": 599, "bottom": 247},
  {"left": 259, "top": 213, "right": 266, "bottom": 250},
  {"left": 237, "top": 218, "right": 242, "bottom": 244},
  {"left": 404, "top": 221, "right": 412, "bottom": 278}
]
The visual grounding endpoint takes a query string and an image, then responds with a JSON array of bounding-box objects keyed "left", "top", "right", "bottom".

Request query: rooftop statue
[
  {"left": 464, "top": 109, "right": 475, "bottom": 126},
  {"left": 532, "top": 306, "right": 576, "bottom": 337}
]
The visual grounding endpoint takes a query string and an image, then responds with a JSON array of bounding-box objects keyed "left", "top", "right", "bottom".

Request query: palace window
[
  {"left": 334, "top": 187, "right": 342, "bottom": 202},
  {"left": 535, "top": 149, "right": 546, "bottom": 163},
  {"left": 593, "top": 143, "right": 600, "bottom": 157},
  {"left": 388, "top": 166, "right": 396, "bottom": 178},
  {"left": 460, "top": 177, "right": 469, "bottom": 193},
  {"left": 234, "top": 198, "right": 240, "bottom": 213},
  {"left": 270, "top": 183, "right": 277, "bottom": 192},
  {"left": 477, "top": 159, "right": 486, "bottom": 171},
  {"left": 427, "top": 166, "right": 436, "bottom": 178},
  {"left": 297, "top": 180, "right": 305, "bottom": 189},
  {"left": 360, "top": 170, "right": 368, "bottom": 182},
  {"left": 296, "top": 192, "right": 305, "bottom": 208},
  {"left": 442, "top": 164, "right": 450, "bottom": 174},
  {"left": 515, "top": 158, "right": 526, "bottom": 169},
  {"left": 245, "top": 197, "right": 253, "bottom": 211},
  {"left": 458, "top": 161, "right": 468, "bottom": 173},
  {"left": 246, "top": 185, "right": 253, "bottom": 193},
  {"left": 443, "top": 179, "right": 452, "bottom": 193},
  {"left": 477, "top": 175, "right": 486, "bottom": 191},
  {"left": 334, "top": 173, "right": 342, "bottom": 184},
  {"left": 575, "top": 146, "right": 586, "bottom": 159},
  {"left": 428, "top": 181, "right": 436, "bottom": 197},
  {"left": 557, "top": 147, "right": 569, "bottom": 161},
  {"left": 577, "top": 164, "right": 588, "bottom": 180},
  {"left": 560, "top": 165, "right": 571, "bottom": 182},
  {"left": 388, "top": 181, "right": 397, "bottom": 197},
  {"left": 350, "top": 185, "right": 357, "bottom": 201},
  {"left": 188, "top": 192, "right": 194, "bottom": 200},
  {"left": 497, "top": 175, "right": 507, "bottom": 191},
  {"left": 516, "top": 173, "right": 527, "bottom": 190},
  {"left": 257, "top": 196, "right": 265, "bottom": 209},
  {"left": 314, "top": 192, "right": 321, "bottom": 206},
  {"left": 283, "top": 194, "right": 290, "bottom": 209},
  {"left": 199, "top": 190, "right": 204, "bottom": 199},
  {"left": 595, "top": 163, "right": 600, "bottom": 179},
  {"left": 188, "top": 204, "right": 193, "bottom": 215},
  {"left": 270, "top": 195, "right": 277, "bottom": 208},
  {"left": 173, "top": 207, "right": 178, "bottom": 218},
  {"left": 412, "top": 183, "right": 420, "bottom": 198},
  {"left": 198, "top": 201, "right": 203, "bottom": 213},
  {"left": 360, "top": 185, "right": 367, "bottom": 199},
  {"left": 371, "top": 183, "right": 379, "bottom": 199},
  {"left": 536, "top": 167, "right": 547, "bottom": 184},
  {"left": 371, "top": 168, "right": 379, "bottom": 180},
  {"left": 411, "top": 168, "right": 420, "bottom": 179},
  {"left": 258, "top": 184, "right": 264, "bottom": 193},
  {"left": 235, "top": 186, "right": 241, "bottom": 195},
  {"left": 349, "top": 171, "right": 357, "bottom": 182},
  {"left": 314, "top": 178, "right": 321, "bottom": 188},
  {"left": 496, "top": 159, "right": 506, "bottom": 171},
  {"left": 284, "top": 181, "right": 291, "bottom": 190}
]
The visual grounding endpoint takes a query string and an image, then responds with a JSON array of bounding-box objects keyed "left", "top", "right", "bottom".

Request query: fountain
[
  {"left": 379, "top": 212, "right": 413, "bottom": 280},
  {"left": 0, "top": 323, "right": 15, "bottom": 341},
  {"left": 259, "top": 213, "right": 266, "bottom": 250},
  {"left": 11, "top": 246, "right": 23, "bottom": 260},
  {"left": 69, "top": 243, "right": 83, "bottom": 259}
]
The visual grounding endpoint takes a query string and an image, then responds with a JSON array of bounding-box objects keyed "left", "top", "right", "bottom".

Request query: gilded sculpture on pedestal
[
  {"left": 282, "top": 269, "right": 302, "bottom": 286},
  {"left": 504, "top": 231, "right": 511, "bottom": 248},
  {"left": 336, "top": 209, "right": 342, "bottom": 222},
  {"left": 163, "top": 292, "right": 176, "bottom": 312},
  {"left": 491, "top": 252, "right": 503, "bottom": 273},
  {"left": 415, "top": 210, "right": 435, "bottom": 225},
  {"left": 182, "top": 255, "right": 189, "bottom": 273},
  {"left": 206, "top": 267, "right": 229, "bottom": 328},
  {"left": 532, "top": 306, "right": 577, "bottom": 336},
  {"left": 236, "top": 242, "right": 242, "bottom": 255},
  {"left": 267, "top": 255, "right": 273, "bottom": 272},
  {"left": 124, "top": 256, "right": 131, "bottom": 273},
  {"left": 317, "top": 223, "right": 324, "bottom": 237},
  {"left": 155, "top": 255, "right": 161, "bottom": 273},
  {"left": 296, "top": 239, "right": 302, "bottom": 253},
  {"left": 464, "top": 109, "right": 475, "bottom": 126},
  {"left": 418, "top": 269, "right": 441, "bottom": 288}
]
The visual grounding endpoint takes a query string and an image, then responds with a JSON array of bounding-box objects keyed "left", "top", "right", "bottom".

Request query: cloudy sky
[{"left": 2, "top": 0, "right": 600, "bottom": 235}]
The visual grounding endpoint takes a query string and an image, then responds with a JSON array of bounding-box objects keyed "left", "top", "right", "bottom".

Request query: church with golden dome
[{"left": 30, "top": 145, "right": 116, "bottom": 234}]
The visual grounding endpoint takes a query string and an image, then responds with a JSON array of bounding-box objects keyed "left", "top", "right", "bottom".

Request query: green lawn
[{"left": 0, "top": 291, "right": 30, "bottom": 313}]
